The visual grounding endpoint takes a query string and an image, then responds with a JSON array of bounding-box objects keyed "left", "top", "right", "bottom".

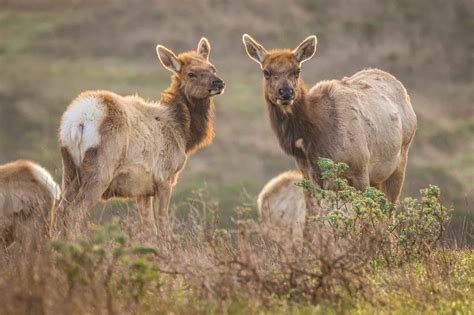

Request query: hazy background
[{"left": 0, "top": 0, "right": 472, "bottom": 237}]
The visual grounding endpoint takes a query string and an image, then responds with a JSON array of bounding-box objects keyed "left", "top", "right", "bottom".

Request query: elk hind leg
[
  {"left": 153, "top": 183, "right": 172, "bottom": 239},
  {"left": 137, "top": 196, "right": 157, "bottom": 235},
  {"left": 381, "top": 152, "right": 408, "bottom": 203},
  {"left": 61, "top": 148, "right": 116, "bottom": 239},
  {"left": 51, "top": 147, "right": 81, "bottom": 237}
]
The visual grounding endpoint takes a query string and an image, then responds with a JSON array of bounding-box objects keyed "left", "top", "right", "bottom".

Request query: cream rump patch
[
  {"left": 60, "top": 96, "right": 106, "bottom": 166},
  {"left": 29, "top": 163, "right": 61, "bottom": 201}
]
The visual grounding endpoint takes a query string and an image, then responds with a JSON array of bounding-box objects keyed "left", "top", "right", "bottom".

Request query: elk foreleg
[
  {"left": 153, "top": 182, "right": 172, "bottom": 239},
  {"left": 137, "top": 196, "right": 157, "bottom": 235},
  {"left": 295, "top": 156, "right": 321, "bottom": 243}
]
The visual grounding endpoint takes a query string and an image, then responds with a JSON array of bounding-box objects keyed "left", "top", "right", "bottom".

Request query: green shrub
[
  {"left": 297, "top": 157, "right": 451, "bottom": 264},
  {"left": 50, "top": 218, "right": 161, "bottom": 312}
]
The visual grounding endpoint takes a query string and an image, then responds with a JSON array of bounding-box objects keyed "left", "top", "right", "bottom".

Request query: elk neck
[
  {"left": 266, "top": 82, "right": 322, "bottom": 160},
  {"left": 160, "top": 75, "right": 215, "bottom": 155}
]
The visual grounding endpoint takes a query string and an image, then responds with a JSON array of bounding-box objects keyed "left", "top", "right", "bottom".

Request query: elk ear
[
  {"left": 293, "top": 35, "right": 317, "bottom": 64},
  {"left": 156, "top": 45, "right": 181, "bottom": 73},
  {"left": 197, "top": 37, "right": 211, "bottom": 60},
  {"left": 242, "top": 34, "right": 268, "bottom": 68}
]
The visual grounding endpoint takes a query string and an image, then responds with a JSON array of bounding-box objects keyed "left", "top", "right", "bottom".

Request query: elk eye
[
  {"left": 188, "top": 72, "right": 196, "bottom": 78},
  {"left": 263, "top": 70, "right": 270, "bottom": 80},
  {"left": 295, "top": 69, "right": 301, "bottom": 78}
]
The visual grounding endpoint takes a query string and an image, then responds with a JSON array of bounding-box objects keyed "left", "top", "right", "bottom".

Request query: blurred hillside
[{"left": 0, "top": 0, "right": 472, "bottom": 236}]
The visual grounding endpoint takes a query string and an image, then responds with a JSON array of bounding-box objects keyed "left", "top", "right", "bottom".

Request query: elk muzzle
[
  {"left": 276, "top": 85, "right": 295, "bottom": 106},
  {"left": 209, "top": 77, "right": 225, "bottom": 95}
]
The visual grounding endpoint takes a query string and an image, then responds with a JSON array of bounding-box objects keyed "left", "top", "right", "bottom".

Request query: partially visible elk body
[
  {"left": 54, "top": 38, "right": 225, "bottom": 238},
  {"left": 258, "top": 171, "right": 306, "bottom": 240},
  {"left": 243, "top": 34, "right": 417, "bottom": 237},
  {"left": 0, "top": 160, "right": 60, "bottom": 247}
]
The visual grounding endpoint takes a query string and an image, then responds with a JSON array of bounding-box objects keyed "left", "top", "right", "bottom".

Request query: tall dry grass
[{"left": 1, "top": 159, "right": 470, "bottom": 314}]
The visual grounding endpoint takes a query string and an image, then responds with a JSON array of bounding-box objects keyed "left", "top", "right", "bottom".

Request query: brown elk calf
[
  {"left": 243, "top": 34, "right": 417, "bottom": 236},
  {"left": 0, "top": 160, "right": 60, "bottom": 248},
  {"left": 54, "top": 38, "right": 225, "bottom": 238}
]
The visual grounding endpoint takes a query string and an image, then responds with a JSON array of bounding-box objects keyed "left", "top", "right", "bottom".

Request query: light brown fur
[
  {"left": 243, "top": 34, "right": 417, "bottom": 238},
  {"left": 0, "top": 160, "right": 59, "bottom": 248},
  {"left": 257, "top": 171, "right": 306, "bottom": 240},
  {"left": 53, "top": 38, "right": 224, "bottom": 239}
]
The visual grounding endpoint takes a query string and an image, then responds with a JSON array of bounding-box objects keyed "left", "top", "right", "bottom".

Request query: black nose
[
  {"left": 212, "top": 79, "right": 225, "bottom": 89},
  {"left": 278, "top": 87, "right": 294, "bottom": 100}
]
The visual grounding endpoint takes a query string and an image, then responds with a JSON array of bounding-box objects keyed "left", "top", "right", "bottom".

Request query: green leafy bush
[
  {"left": 297, "top": 157, "right": 451, "bottom": 263},
  {"left": 50, "top": 218, "right": 161, "bottom": 312}
]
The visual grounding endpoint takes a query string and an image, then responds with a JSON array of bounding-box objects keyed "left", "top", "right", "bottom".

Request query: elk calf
[
  {"left": 0, "top": 160, "right": 60, "bottom": 248},
  {"left": 54, "top": 38, "right": 224, "bottom": 238},
  {"left": 258, "top": 171, "right": 305, "bottom": 240},
  {"left": 243, "top": 34, "right": 417, "bottom": 238}
]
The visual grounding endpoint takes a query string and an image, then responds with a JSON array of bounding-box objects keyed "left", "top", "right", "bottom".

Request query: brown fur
[
  {"left": 160, "top": 70, "right": 216, "bottom": 154},
  {"left": 0, "top": 160, "right": 59, "bottom": 248},
  {"left": 54, "top": 38, "right": 224, "bottom": 239},
  {"left": 244, "top": 35, "right": 417, "bottom": 238}
]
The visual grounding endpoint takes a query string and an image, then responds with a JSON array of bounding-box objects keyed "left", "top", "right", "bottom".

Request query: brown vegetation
[{"left": 0, "top": 181, "right": 467, "bottom": 314}]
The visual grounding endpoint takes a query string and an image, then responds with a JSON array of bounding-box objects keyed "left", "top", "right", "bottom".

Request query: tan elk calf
[
  {"left": 54, "top": 38, "right": 225, "bottom": 238},
  {"left": 258, "top": 171, "right": 306, "bottom": 240},
  {"left": 0, "top": 160, "right": 60, "bottom": 247},
  {"left": 243, "top": 34, "right": 417, "bottom": 238}
]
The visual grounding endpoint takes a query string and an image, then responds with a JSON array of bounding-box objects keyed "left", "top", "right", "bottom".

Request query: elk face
[
  {"left": 242, "top": 34, "right": 317, "bottom": 111},
  {"left": 156, "top": 37, "right": 225, "bottom": 100}
]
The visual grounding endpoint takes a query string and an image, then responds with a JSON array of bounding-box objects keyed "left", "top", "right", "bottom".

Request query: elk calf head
[
  {"left": 157, "top": 38, "right": 225, "bottom": 100},
  {"left": 242, "top": 34, "right": 317, "bottom": 111}
]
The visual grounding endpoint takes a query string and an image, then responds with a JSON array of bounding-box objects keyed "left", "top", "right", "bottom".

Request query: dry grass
[
  {"left": 0, "top": 216, "right": 471, "bottom": 314},
  {"left": 1, "top": 178, "right": 472, "bottom": 314}
]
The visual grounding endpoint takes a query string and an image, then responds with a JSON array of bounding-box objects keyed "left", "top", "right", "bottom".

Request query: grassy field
[
  {"left": 1, "top": 226, "right": 473, "bottom": 314},
  {"left": 1, "top": 1, "right": 472, "bottom": 234},
  {"left": 0, "top": 1, "right": 473, "bottom": 312},
  {"left": 1, "top": 171, "right": 473, "bottom": 314}
]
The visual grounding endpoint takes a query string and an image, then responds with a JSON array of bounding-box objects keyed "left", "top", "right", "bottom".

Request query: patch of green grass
[
  {"left": 220, "top": 73, "right": 265, "bottom": 118},
  {"left": 405, "top": 163, "right": 466, "bottom": 209},
  {"left": 0, "top": 10, "right": 65, "bottom": 56},
  {"left": 416, "top": 117, "right": 474, "bottom": 151},
  {"left": 173, "top": 178, "right": 260, "bottom": 228}
]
